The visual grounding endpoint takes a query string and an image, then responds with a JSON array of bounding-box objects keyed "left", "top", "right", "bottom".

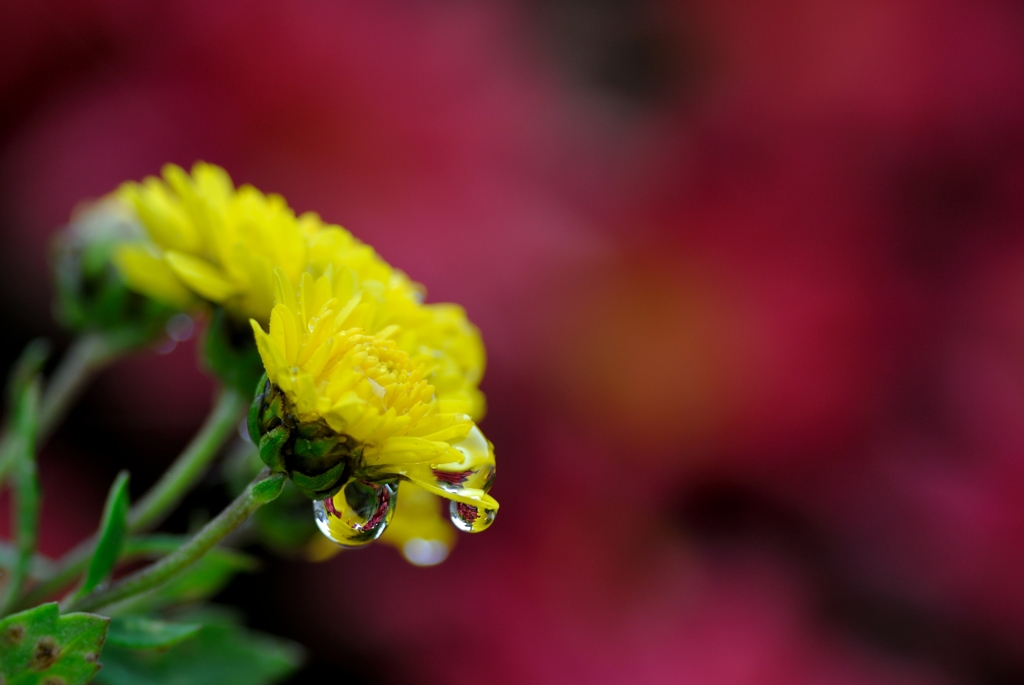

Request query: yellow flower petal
[
  {"left": 113, "top": 244, "right": 196, "bottom": 310},
  {"left": 165, "top": 250, "right": 238, "bottom": 303}
]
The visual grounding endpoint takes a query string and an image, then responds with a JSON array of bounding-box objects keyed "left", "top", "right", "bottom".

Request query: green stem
[
  {"left": 13, "top": 386, "right": 249, "bottom": 610},
  {"left": 128, "top": 385, "right": 249, "bottom": 533},
  {"left": 68, "top": 470, "right": 284, "bottom": 613},
  {"left": 37, "top": 333, "right": 118, "bottom": 443}
]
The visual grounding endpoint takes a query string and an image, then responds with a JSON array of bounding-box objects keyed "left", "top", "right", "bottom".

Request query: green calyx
[
  {"left": 248, "top": 375, "right": 361, "bottom": 500},
  {"left": 53, "top": 202, "right": 177, "bottom": 349}
]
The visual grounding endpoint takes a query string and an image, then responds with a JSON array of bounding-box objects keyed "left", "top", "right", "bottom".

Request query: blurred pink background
[{"left": 4, "top": 0, "right": 1024, "bottom": 683}]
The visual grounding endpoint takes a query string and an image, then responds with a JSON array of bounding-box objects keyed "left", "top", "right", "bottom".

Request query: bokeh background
[{"left": 3, "top": 0, "right": 1024, "bottom": 682}]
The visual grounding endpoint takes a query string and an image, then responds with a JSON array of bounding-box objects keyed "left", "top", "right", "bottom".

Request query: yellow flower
[
  {"left": 250, "top": 265, "right": 497, "bottom": 545},
  {"left": 113, "top": 162, "right": 304, "bottom": 322},
  {"left": 112, "top": 162, "right": 410, "bottom": 325},
  {"left": 98, "top": 162, "right": 494, "bottom": 559},
  {"left": 392, "top": 302, "right": 487, "bottom": 420}
]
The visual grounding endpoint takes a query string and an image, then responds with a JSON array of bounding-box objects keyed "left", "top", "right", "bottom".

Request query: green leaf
[
  {"left": 78, "top": 472, "right": 131, "bottom": 598},
  {"left": 106, "top": 548, "right": 259, "bottom": 615},
  {"left": 94, "top": 606, "right": 302, "bottom": 685},
  {"left": 106, "top": 616, "right": 201, "bottom": 650},
  {"left": 0, "top": 602, "right": 109, "bottom": 685}
]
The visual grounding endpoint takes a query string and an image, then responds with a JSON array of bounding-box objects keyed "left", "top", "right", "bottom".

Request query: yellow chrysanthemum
[
  {"left": 113, "top": 162, "right": 305, "bottom": 322},
  {"left": 250, "top": 265, "right": 497, "bottom": 541},
  {"left": 112, "top": 162, "right": 412, "bottom": 325}
]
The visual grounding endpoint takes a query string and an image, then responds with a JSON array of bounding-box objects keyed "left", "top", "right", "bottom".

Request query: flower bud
[
  {"left": 248, "top": 375, "right": 362, "bottom": 500},
  {"left": 52, "top": 199, "right": 177, "bottom": 348}
]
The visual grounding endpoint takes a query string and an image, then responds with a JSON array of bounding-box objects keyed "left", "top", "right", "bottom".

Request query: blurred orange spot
[{"left": 547, "top": 251, "right": 739, "bottom": 457}]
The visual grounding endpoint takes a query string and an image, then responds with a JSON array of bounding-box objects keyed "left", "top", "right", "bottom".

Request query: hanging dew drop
[
  {"left": 313, "top": 478, "right": 399, "bottom": 547},
  {"left": 431, "top": 427, "right": 496, "bottom": 493},
  {"left": 449, "top": 499, "right": 496, "bottom": 533}
]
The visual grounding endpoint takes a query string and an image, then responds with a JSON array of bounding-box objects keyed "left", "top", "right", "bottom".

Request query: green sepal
[
  {"left": 106, "top": 616, "right": 201, "bottom": 650},
  {"left": 257, "top": 427, "right": 290, "bottom": 473},
  {"left": 289, "top": 460, "right": 349, "bottom": 500},
  {"left": 251, "top": 473, "right": 287, "bottom": 503},
  {"left": 202, "top": 308, "right": 263, "bottom": 394},
  {"left": 292, "top": 436, "right": 338, "bottom": 460},
  {"left": 247, "top": 375, "right": 271, "bottom": 445},
  {"left": 0, "top": 603, "right": 109, "bottom": 685},
  {"left": 248, "top": 379, "right": 360, "bottom": 500}
]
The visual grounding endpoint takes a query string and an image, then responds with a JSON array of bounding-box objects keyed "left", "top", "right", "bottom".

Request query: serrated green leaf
[
  {"left": 106, "top": 616, "right": 201, "bottom": 650},
  {"left": 94, "top": 606, "right": 302, "bottom": 685},
  {"left": 0, "top": 602, "right": 109, "bottom": 685},
  {"left": 77, "top": 471, "right": 131, "bottom": 598}
]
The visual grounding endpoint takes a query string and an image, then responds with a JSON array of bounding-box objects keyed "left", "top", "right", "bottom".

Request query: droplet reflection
[
  {"left": 313, "top": 479, "right": 398, "bottom": 547},
  {"left": 449, "top": 499, "right": 496, "bottom": 533}
]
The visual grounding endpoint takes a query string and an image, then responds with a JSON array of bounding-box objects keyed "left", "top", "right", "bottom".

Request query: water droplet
[
  {"left": 433, "top": 426, "right": 495, "bottom": 492},
  {"left": 449, "top": 499, "right": 496, "bottom": 533},
  {"left": 313, "top": 479, "right": 398, "bottom": 547},
  {"left": 402, "top": 538, "right": 450, "bottom": 566}
]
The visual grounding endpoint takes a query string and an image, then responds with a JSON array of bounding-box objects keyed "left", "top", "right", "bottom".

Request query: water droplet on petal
[
  {"left": 432, "top": 426, "right": 495, "bottom": 493},
  {"left": 313, "top": 479, "right": 398, "bottom": 547},
  {"left": 449, "top": 499, "right": 496, "bottom": 533}
]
